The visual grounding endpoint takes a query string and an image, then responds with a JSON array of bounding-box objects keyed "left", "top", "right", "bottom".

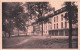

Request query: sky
[
  {"left": 22, "top": 1, "right": 66, "bottom": 23},
  {"left": 49, "top": 1, "right": 65, "bottom": 10},
  {"left": 49, "top": 1, "right": 78, "bottom": 11},
  {"left": 22, "top": 1, "right": 65, "bottom": 12},
  {"left": 23, "top": 0, "right": 78, "bottom": 11}
]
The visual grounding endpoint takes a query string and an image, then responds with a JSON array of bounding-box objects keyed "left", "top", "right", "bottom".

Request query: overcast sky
[
  {"left": 49, "top": 1, "right": 78, "bottom": 11},
  {"left": 49, "top": 1, "right": 65, "bottom": 10},
  {"left": 23, "top": 1, "right": 65, "bottom": 11},
  {"left": 23, "top": 1, "right": 78, "bottom": 12}
]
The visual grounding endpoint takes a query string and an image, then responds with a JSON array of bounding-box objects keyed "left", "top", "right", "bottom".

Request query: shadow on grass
[{"left": 2, "top": 36, "right": 78, "bottom": 49}]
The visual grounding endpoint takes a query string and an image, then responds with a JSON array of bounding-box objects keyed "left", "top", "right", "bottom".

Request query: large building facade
[
  {"left": 43, "top": 7, "right": 78, "bottom": 36},
  {"left": 28, "top": 7, "right": 78, "bottom": 36}
]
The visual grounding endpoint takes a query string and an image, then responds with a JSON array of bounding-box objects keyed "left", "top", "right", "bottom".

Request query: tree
[
  {"left": 14, "top": 13, "right": 28, "bottom": 36},
  {"left": 24, "top": 2, "right": 54, "bottom": 36},
  {"left": 64, "top": 2, "right": 78, "bottom": 48},
  {"left": 2, "top": 2, "right": 28, "bottom": 37}
]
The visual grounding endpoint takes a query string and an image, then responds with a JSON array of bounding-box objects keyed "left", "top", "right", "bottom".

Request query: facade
[
  {"left": 33, "top": 24, "right": 42, "bottom": 35},
  {"left": 43, "top": 22, "right": 49, "bottom": 35},
  {"left": 27, "top": 25, "right": 33, "bottom": 35},
  {"left": 48, "top": 7, "right": 78, "bottom": 36},
  {"left": 29, "top": 7, "right": 78, "bottom": 36},
  {"left": 26, "top": 19, "right": 33, "bottom": 35}
]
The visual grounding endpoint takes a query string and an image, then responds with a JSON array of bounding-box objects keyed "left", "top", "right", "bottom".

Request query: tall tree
[
  {"left": 14, "top": 12, "right": 28, "bottom": 36},
  {"left": 64, "top": 2, "right": 78, "bottom": 48},
  {"left": 2, "top": 2, "right": 28, "bottom": 37},
  {"left": 24, "top": 2, "right": 54, "bottom": 35}
]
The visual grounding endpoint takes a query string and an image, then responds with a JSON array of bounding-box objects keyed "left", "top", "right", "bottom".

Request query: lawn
[{"left": 2, "top": 36, "right": 78, "bottom": 49}]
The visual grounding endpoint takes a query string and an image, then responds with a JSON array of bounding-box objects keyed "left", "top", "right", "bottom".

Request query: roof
[{"left": 31, "top": 7, "right": 67, "bottom": 25}]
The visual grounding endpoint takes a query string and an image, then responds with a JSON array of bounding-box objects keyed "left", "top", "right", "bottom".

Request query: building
[
  {"left": 27, "top": 25, "right": 33, "bottom": 35},
  {"left": 48, "top": 7, "right": 78, "bottom": 36},
  {"left": 33, "top": 24, "right": 42, "bottom": 35},
  {"left": 31, "top": 7, "right": 78, "bottom": 36},
  {"left": 26, "top": 19, "right": 33, "bottom": 35}
]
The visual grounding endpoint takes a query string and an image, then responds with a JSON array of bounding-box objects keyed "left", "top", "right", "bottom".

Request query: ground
[{"left": 2, "top": 35, "right": 78, "bottom": 49}]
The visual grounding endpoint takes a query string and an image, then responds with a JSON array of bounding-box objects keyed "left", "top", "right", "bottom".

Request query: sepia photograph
[{"left": 2, "top": 0, "right": 78, "bottom": 49}]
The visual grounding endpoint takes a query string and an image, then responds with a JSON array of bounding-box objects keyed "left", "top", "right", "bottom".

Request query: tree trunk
[
  {"left": 8, "top": 31, "right": 11, "bottom": 38},
  {"left": 8, "top": 28, "right": 11, "bottom": 38},
  {"left": 26, "top": 26, "right": 28, "bottom": 36},
  {"left": 5, "top": 32, "right": 6, "bottom": 37},
  {"left": 23, "top": 29, "right": 25, "bottom": 34},
  {"left": 68, "top": 10, "right": 72, "bottom": 48},
  {"left": 8, "top": 19, "right": 11, "bottom": 38},
  {"left": 69, "top": 18, "right": 72, "bottom": 48},
  {"left": 4, "top": 31, "right": 6, "bottom": 37},
  {"left": 42, "top": 22, "right": 43, "bottom": 36},
  {"left": 18, "top": 29, "right": 19, "bottom": 36}
]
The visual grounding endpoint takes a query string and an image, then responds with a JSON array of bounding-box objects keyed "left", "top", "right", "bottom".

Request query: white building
[
  {"left": 43, "top": 7, "right": 78, "bottom": 36},
  {"left": 28, "top": 7, "right": 78, "bottom": 36}
]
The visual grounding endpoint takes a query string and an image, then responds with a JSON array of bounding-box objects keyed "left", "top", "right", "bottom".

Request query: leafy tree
[
  {"left": 64, "top": 2, "right": 78, "bottom": 24},
  {"left": 64, "top": 2, "right": 78, "bottom": 48},
  {"left": 14, "top": 13, "right": 28, "bottom": 36},
  {"left": 24, "top": 2, "right": 54, "bottom": 35},
  {"left": 2, "top": 2, "right": 28, "bottom": 37}
]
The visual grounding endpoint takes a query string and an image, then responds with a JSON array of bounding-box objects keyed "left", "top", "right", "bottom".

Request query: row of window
[
  {"left": 49, "top": 29, "right": 78, "bottom": 36},
  {"left": 44, "top": 24, "right": 47, "bottom": 31},
  {"left": 54, "top": 16, "right": 58, "bottom": 22},
  {"left": 44, "top": 31, "right": 47, "bottom": 33},
  {"left": 54, "top": 14, "right": 66, "bottom": 22},
  {"left": 54, "top": 22, "right": 67, "bottom": 29},
  {"left": 54, "top": 23, "right": 58, "bottom": 29}
]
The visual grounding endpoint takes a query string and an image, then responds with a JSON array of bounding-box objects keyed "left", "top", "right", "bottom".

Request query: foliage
[
  {"left": 64, "top": 2, "right": 78, "bottom": 24},
  {"left": 24, "top": 2, "right": 54, "bottom": 23},
  {"left": 63, "top": 2, "right": 78, "bottom": 48},
  {"left": 2, "top": 2, "right": 28, "bottom": 36}
]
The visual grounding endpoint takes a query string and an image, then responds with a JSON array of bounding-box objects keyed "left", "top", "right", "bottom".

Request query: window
[
  {"left": 54, "top": 24, "right": 55, "bottom": 29},
  {"left": 65, "top": 22, "right": 67, "bottom": 28},
  {"left": 59, "top": 30, "right": 64, "bottom": 36},
  {"left": 61, "top": 22, "right": 63, "bottom": 28},
  {"left": 65, "top": 13, "right": 68, "bottom": 21},
  {"left": 44, "top": 31, "right": 45, "bottom": 33},
  {"left": 65, "top": 13, "right": 68, "bottom": 18},
  {"left": 46, "top": 31, "right": 47, "bottom": 33},
  {"left": 57, "top": 16, "right": 58, "bottom": 22},
  {"left": 50, "top": 26, "right": 52, "bottom": 29},
  {"left": 61, "top": 14, "right": 63, "bottom": 21},
  {"left": 46, "top": 25, "right": 47, "bottom": 30},
  {"left": 54, "top": 17, "right": 55, "bottom": 22},
  {"left": 52, "top": 31, "right": 54, "bottom": 36},
  {"left": 55, "top": 31, "right": 58, "bottom": 36},
  {"left": 57, "top": 23, "right": 58, "bottom": 29},
  {"left": 65, "top": 30, "right": 69, "bottom": 36}
]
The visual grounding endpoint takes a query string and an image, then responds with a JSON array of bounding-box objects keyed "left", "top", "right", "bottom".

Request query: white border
[{"left": 0, "top": 0, "right": 79, "bottom": 50}]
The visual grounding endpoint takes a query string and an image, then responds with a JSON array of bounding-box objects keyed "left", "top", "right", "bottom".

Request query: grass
[
  {"left": 2, "top": 36, "right": 31, "bottom": 48},
  {"left": 2, "top": 36, "right": 78, "bottom": 49},
  {"left": 19, "top": 38, "right": 77, "bottom": 48},
  {"left": 22, "top": 38, "right": 69, "bottom": 48}
]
